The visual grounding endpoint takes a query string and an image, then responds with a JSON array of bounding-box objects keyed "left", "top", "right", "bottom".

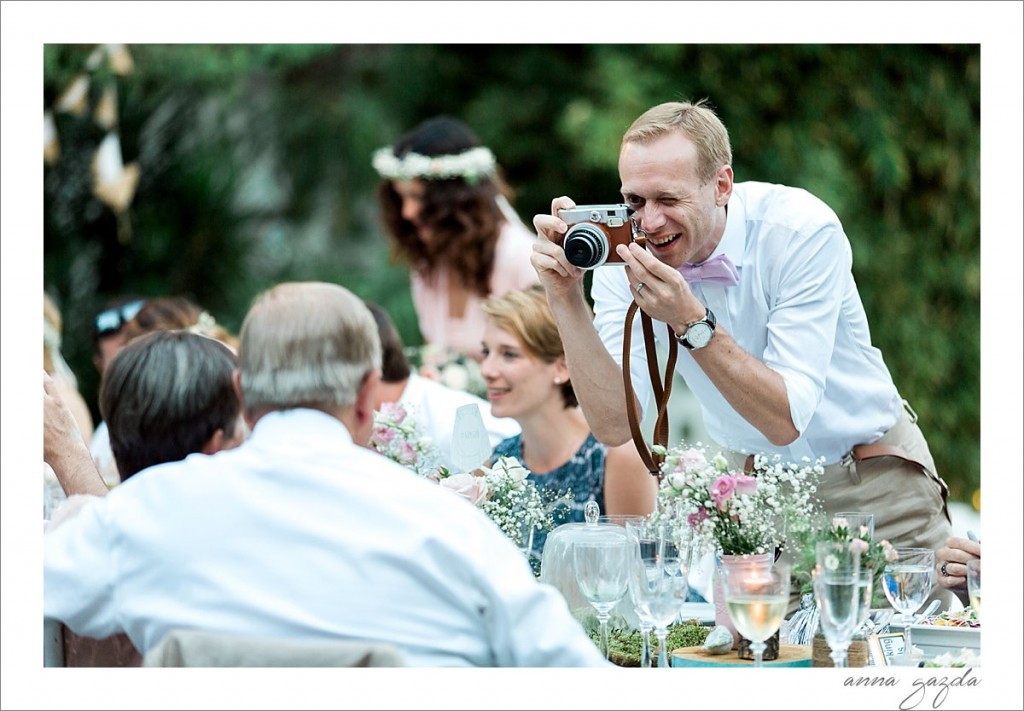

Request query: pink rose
[
  {"left": 732, "top": 473, "right": 758, "bottom": 497},
  {"left": 678, "top": 448, "right": 707, "bottom": 472},
  {"left": 849, "top": 538, "right": 869, "bottom": 555},
  {"left": 709, "top": 475, "right": 737, "bottom": 510},
  {"left": 440, "top": 472, "right": 489, "bottom": 505},
  {"left": 371, "top": 427, "right": 396, "bottom": 448}
]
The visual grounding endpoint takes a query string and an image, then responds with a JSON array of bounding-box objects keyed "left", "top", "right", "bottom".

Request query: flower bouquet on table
[
  {"left": 370, "top": 402, "right": 447, "bottom": 480},
  {"left": 792, "top": 515, "right": 898, "bottom": 604},
  {"left": 437, "top": 456, "right": 570, "bottom": 554},
  {"left": 652, "top": 441, "right": 825, "bottom": 659}
]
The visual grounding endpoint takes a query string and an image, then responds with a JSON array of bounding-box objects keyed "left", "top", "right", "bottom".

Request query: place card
[
  {"left": 868, "top": 631, "right": 907, "bottom": 666},
  {"left": 450, "top": 404, "right": 492, "bottom": 473}
]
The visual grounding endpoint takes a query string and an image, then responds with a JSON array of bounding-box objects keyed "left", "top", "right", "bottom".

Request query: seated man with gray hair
[{"left": 45, "top": 281, "right": 606, "bottom": 667}]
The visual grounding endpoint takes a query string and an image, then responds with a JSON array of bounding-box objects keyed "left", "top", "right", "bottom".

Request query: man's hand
[
  {"left": 44, "top": 371, "right": 109, "bottom": 498},
  {"left": 531, "top": 196, "right": 587, "bottom": 302}
]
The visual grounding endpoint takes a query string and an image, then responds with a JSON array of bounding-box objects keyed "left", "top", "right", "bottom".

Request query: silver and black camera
[{"left": 557, "top": 204, "right": 645, "bottom": 269}]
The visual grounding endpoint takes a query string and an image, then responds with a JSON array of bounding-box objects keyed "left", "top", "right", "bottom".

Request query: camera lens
[{"left": 564, "top": 224, "right": 609, "bottom": 269}]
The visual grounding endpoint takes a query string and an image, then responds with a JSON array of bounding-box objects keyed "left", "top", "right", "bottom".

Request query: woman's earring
[{"left": 553, "top": 378, "right": 563, "bottom": 385}]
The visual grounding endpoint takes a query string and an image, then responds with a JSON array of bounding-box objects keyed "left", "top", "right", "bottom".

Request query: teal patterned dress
[{"left": 492, "top": 432, "right": 606, "bottom": 570}]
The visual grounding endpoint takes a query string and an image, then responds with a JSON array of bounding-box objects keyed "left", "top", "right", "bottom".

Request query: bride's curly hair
[{"left": 376, "top": 116, "right": 514, "bottom": 297}]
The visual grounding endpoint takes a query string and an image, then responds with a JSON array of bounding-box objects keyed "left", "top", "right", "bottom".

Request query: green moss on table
[{"left": 588, "top": 621, "right": 710, "bottom": 667}]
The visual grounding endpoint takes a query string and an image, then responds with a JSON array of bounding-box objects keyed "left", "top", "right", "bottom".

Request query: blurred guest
[
  {"left": 481, "top": 285, "right": 657, "bottom": 563},
  {"left": 366, "top": 301, "right": 519, "bottom": 471},
  {"left": 45, "top": 282, "right": 606, "bottom": 667},
  {"left": 91, "top": 295, "right": 146, "bottom": 375},
  {"left": 90, "top": 295, "right": 238, "bottom": 486},
  {"left": 373, "top": 115, "right": 539, "bottom": 364}
]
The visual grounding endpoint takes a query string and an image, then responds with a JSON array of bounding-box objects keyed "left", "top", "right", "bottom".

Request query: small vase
[{"left": 713, "top": 552, "right": 777, "bottom": 657}]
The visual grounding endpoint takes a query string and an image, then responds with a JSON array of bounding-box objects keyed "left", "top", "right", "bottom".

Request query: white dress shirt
[
  {"left": 593, "top": 181, "right": 903, "bottom": 465},
  {"left": 45, "top": 408, "right": 606, "bottom": 667},
  {"left": 399, "top": 373, "right": 520, "bottom": 471}
]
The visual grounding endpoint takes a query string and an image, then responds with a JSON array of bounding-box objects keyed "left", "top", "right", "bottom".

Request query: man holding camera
[{"left": 531, "top": 100, "right": 953, "bottom": 608}]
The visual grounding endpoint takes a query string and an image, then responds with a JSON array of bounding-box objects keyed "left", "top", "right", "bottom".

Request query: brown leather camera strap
[{"left": 622, "top": 300, "right": 678, "bottom": 477}]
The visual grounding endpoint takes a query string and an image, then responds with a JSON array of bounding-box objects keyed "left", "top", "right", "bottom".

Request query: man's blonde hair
[{"left": 623, "top": 99, "right": 733, "bottom": 184}]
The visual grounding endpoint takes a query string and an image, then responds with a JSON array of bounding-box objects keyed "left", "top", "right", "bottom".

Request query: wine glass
[
  {"left": 516, "top": 512, "right": 536, "bottom": 562},
  {"left": 966, "top": 559, "right": 981, "bottom": 622},
  {"left": 721, "top": 561, "right": 790, "bottom": 668},
  {"left": 573, "top": 538, "right": 630, "bottom": 660},
  {"left": 814, "top": 540, "right": 861, "bottom": 667},
  {"left": 628, "top": 550, "right": 689, "bottom": 668},
  {"left": 881, "top": 547, "right": 935, "bottom": 624},
  {"left": 624, "top": 517, "right": 659, "bottom": 668}
]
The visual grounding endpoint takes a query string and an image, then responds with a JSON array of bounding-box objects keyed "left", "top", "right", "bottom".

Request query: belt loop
[
  {"left": 902, "top": 398, "right": 919, "bottom": 424},
  {"left": 841, "top": 450, "right": 862, "bottom": 485}
]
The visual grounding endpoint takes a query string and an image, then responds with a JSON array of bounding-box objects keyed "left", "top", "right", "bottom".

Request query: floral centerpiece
[
  {"left": 652, "top": 441, "right": 825, "bottom": 659},
  {"left": 792, "top": 515, "right": 898, "bottom": 602},
  {"left": 652, "top": 442, "right": 825, "bottom": 557},
  {"left": 437, "top": 456, "right": 568, "bottom": 549},
  {"left": 370, "top": 402, "right": 447, "bottom": 480},
  {"left": 370, "top": 410, "right": 568, "bottom": 554}
]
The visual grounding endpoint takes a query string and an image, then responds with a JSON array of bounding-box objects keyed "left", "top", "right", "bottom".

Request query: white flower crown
[{"left": 372, "top": 145, "right": 497, "bottom": 182}]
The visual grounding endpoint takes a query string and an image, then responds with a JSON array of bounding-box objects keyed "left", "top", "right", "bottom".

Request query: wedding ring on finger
[
  {"left": 940, "top": 561, "right": 949, "bottom": 577},
  {"left": 635, "top": 282, "right": 646, "bottom": 294}
]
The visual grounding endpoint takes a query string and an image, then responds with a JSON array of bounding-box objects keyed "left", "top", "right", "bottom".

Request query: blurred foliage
[{"left": 43, "top": 44, "right": 979, "bottom": 501}]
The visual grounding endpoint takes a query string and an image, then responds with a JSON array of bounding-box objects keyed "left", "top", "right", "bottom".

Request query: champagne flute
[
  {"left": 722, "top": 562, "right": 790, "bottom": 668},
  {"left": 966, "top": 559, "right": 981, "bottom": 622},
  {"left": 881, "top": 547, "right": 935, "bottom": 624},
  {"left": 573, "top": 539, "right": 630, "bottom": 660},
  {"left": 814, "top": 540, "right": 861, "bottom": 667}
]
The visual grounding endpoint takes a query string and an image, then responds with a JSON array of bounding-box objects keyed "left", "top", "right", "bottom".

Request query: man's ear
[
  {"left": 352, "top": 369, "right": 382, "bottom": 446},
  {"left": 232, "top": 370, "right": 256, "bottom": 430},
  {"left": 201, "top": 428, "right": 226, "bottom": 455}
]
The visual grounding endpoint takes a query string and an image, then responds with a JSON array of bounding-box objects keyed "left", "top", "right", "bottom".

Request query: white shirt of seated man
[{"left": 44, "top": 408, "right": 605, "bottom": 667}]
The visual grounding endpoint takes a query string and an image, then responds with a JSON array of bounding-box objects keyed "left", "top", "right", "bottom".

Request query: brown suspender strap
[{"left": 622, "top": 300, "right": 678, "bottom": 477}]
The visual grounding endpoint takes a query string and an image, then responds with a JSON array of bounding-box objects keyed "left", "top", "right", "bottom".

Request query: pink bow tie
[{"left": 678, "top": 254, "right": 740, "bottom": 286}]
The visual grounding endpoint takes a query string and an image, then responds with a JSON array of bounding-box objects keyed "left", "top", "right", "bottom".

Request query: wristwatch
[{"left": 676, "top": 307, "right": 717, "bottom": 350}]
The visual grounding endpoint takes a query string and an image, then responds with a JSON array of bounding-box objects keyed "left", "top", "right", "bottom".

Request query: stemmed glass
[
  {"left": 573, "top": 538, "right": 630, "bottom": 660},
  {"left": 814, "top": 540, "right": 861, "bottom": 667},
  {"left": 628, "top": 549, "right": 689, "bottom": 668},
  {"left": 881, "top": 547, "right": 935, "bottom": 624},
  {"left": 624, "top": 517, "right": 658, "bottom": 668},
  {"left": 721, "top": 561, "right": 790, "bottom": 668}
]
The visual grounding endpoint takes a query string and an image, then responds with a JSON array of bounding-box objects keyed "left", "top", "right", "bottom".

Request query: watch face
[{"left": 687, "top": 322, "right": 713, "bottom": 349}]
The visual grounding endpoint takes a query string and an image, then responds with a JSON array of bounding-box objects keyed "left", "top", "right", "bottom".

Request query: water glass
[
  {"left": 966, "top": 559, "right": 981, "bottom": 622},
  {"left": 573, "top": 539, "right": 630, "bottom": 659},
  {"left": 814, "top": 540, "right": 861, "bottom": 667},
  {"left": 881, "top": 547, "right": 935, "bottom": 624}
]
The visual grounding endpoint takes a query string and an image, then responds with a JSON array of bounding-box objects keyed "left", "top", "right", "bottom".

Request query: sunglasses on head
[{"left": 94, "top": 299, "right": 145, "bottom": 337}]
